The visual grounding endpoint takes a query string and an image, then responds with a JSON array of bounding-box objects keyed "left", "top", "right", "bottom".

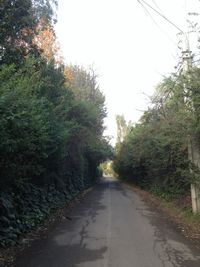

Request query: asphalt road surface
[{"left": 14, "top": 177, "right": 200, "bottom": 267}]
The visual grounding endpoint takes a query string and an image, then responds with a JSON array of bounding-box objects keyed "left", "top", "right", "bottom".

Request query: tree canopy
[
  {"left": 113, "top": 68, "right": 200, "bottom": 200},
  {"left": 0, "top": 0, "right": 112, "bottom": 247}
]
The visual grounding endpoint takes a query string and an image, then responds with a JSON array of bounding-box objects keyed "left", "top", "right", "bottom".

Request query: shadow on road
[{"left": 14, "top": 179, "right": 108, "bottom": 267}]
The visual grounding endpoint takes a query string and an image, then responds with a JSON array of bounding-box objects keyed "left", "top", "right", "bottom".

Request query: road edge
[
  {"left": 123, "top": 182, "right": 200, "bottom": 249},
  {"left": 0, "top": 186, "right": 94, "bottom": 267}
]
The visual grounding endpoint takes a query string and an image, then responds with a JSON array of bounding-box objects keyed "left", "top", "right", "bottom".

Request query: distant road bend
[{"left": 14, "top": 177, "right": 200, "bottom": 267}]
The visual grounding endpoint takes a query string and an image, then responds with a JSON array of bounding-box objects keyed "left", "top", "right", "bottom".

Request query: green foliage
[
  {"left": 114, "top": 68, "right": 200, "bottom": 200},
  {"left": 0, "top": 58, "right": 111, "bottom": 246},
  {"left": 0, "top": 0, "right": 57, "bottom": 64},
  {"left": 0, "top": 0, "right": 112, "bottom": 247},
  {"left": 0, "top": 183, "right": 73, "bottom": 247},
  {"left": 100, "top": 161, "right": 116, "bottom": 177},
  {"left": 67, "top": 66, "right": 107, "bottom": 136},
  {"left": 116, "top": 114, "right": 132, "bottom": 144},
  {"left": 0, "top": 63, "right": 51, "bottom": 185}
]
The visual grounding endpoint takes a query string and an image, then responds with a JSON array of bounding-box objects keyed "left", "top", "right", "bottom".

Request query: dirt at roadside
[
  {"left": 126, "top": 183, "right": 200, "bottom": 249},
  {"left": 0, "top": 187, "right": 93, "bottom": 267}
]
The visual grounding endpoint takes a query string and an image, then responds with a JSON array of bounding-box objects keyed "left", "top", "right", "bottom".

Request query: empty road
[{"left": 14, "top": 177, "right": 200, "bottom": 267}]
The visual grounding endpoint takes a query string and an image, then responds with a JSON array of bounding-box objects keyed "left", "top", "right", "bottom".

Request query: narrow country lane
[{"left": 13, "top": 177, "right": 200, "bottom": 267}]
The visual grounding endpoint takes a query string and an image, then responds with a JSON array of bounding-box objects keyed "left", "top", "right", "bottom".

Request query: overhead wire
[
  {"left": 137, "top": 1, "right": 200, "bottom": 112},
  {"left": 137, "top": 0, "right": 178, "bottom": 60},
  {"left": 138, "top": 0, "right": 184, "bottom": 33},
  {"left": 137, "top": 0, "right": 161, "bottom": 29},
  {"left": 137, "top": 1, "right": 189, "bottom": 105},
  {"left": 151, "top": 0, "right": 163, "bottom": 13}
]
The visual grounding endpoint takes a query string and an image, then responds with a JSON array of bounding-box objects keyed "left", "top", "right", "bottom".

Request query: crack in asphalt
[{"left": 11, "top": 178, "right": 200, "bottom": 267}]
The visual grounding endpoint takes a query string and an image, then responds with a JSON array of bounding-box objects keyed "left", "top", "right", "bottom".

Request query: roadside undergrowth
[{"left": 0, "top": 187, "right": 93, "bottom": 267}]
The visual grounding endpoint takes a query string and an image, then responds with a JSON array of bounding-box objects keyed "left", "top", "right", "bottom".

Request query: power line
[
  {"left": 151, "top": 0, "right": 163, "bottom": 13},
  {"left": 137, "top": 1, "right": 188, "bottom": 104},
  {"left": 137, "top": 0, "right": 178, "bottom": 58},
  {"left": 138, "top": 0, "right": 161, "bottom": 28},
  {"left": 138, "top": 0, "right": 184, "bottom": 33}
]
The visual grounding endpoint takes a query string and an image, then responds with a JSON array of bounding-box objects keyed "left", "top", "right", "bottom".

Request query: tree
[
  {"left": 0, "top": 0, "right": 113, "bottom": 247},
  {"left": 64, "top": 65, "right": 107, "bottom": 135},
  {"left": 0, "top": 0, "right": 57, "bottom": 64},
  {"left": 33, "top": 18, "right": 63, "bottom": 64},
  {"left": 113, "top": 70, "right": 199, "bottom": 199},
  {"left": 116, "top": 114, "right": 130, "bottom": 144}
]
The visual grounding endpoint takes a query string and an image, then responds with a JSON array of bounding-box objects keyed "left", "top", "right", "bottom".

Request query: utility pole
[
  {"left": 181, "top": 33, "right": 200, "bottom": 214},
  {"left": 176, "top": 0, "right": 200, "bottom": 214},
  {"left": 184, "top": 53, "right": 200, "bottom": 214},
  {"left": 137, "top": 0, "right": 200, "bottom": 213},
  {"left": 188, "top": 139, "right": 200, "bottom": 214}
]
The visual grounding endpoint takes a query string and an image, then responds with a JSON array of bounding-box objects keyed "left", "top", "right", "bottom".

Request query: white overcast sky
[{"left": 55, "top": 0, "right": 200, "bottom": 144}]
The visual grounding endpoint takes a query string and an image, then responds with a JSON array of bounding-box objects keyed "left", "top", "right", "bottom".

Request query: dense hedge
[
  {"left": 0, "top": 59, "right": 111, "bottom": 246},
  {"left": 114, "top": 70, "right": 200, "bottom": 200},
  {"left": 0, "top": 1, "right": 112, "bottom": 246}
]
